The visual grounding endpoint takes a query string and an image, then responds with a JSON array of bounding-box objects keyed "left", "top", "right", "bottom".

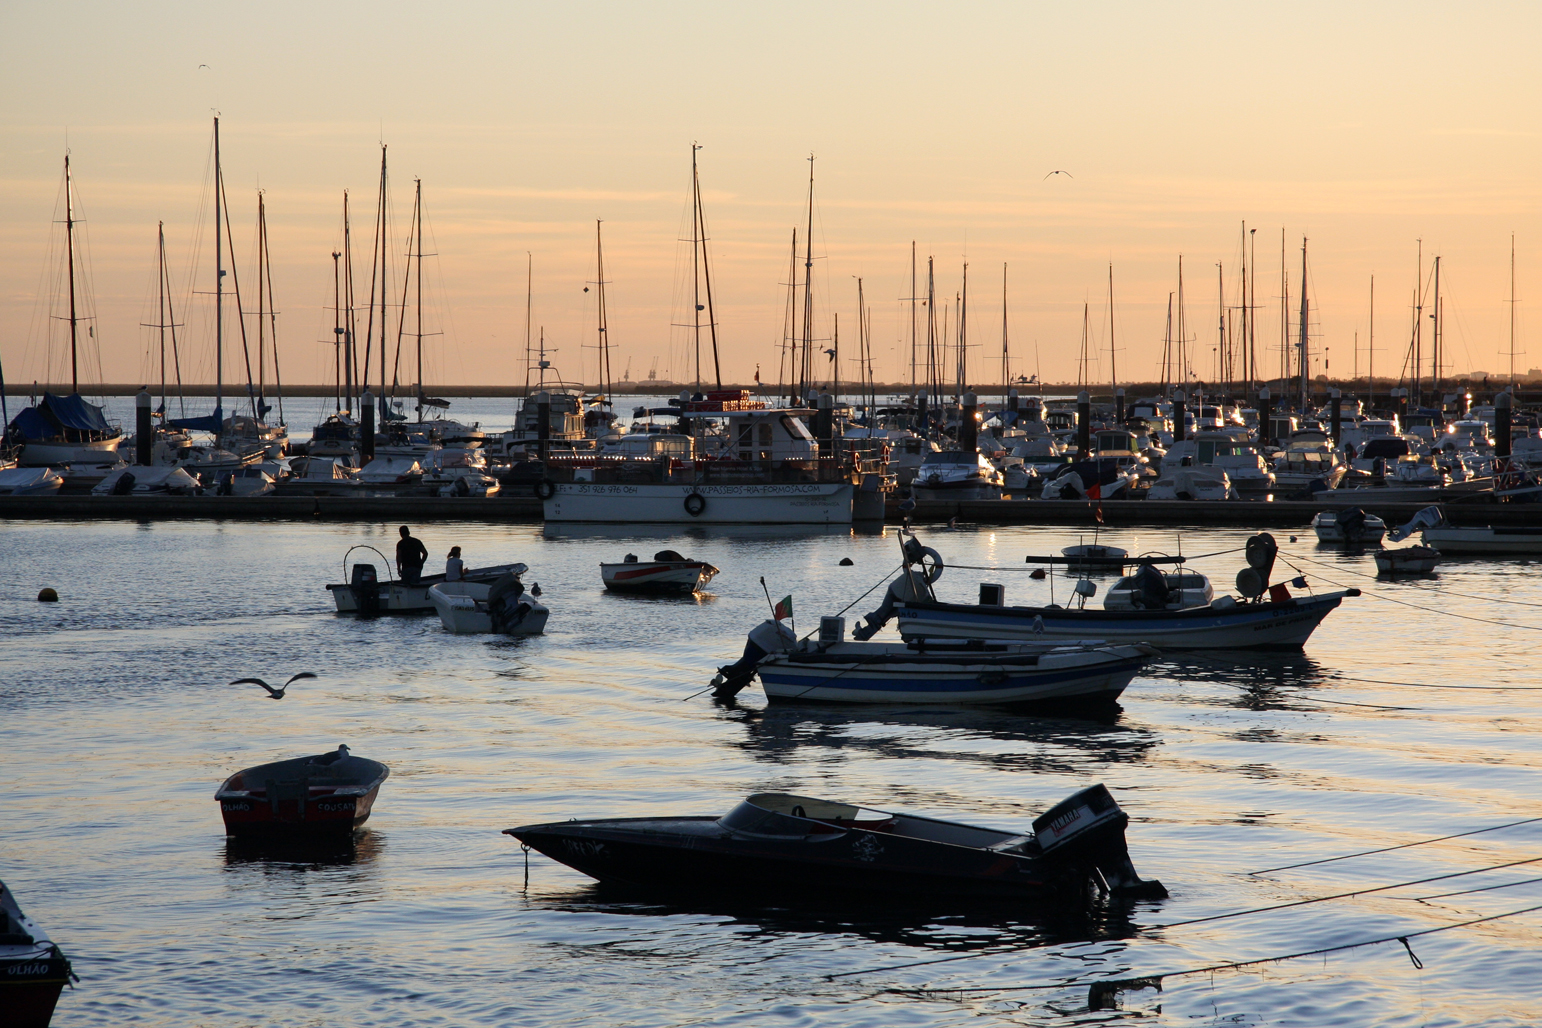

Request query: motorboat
[
  {"left": 1389, "top": 505, "right": 1542, "bottom": 555},
  {"left": 0, "top": 467, "right": 64, "bottom": 496},
  {"left": 712, "top": 617, "right": 1155, "bottom": 706},
  {"left": 504, "top": 784, "right": 1166, "bottom": 903},
  {"left": 601, "top": 549, "right": 720, "bottom": 594},
  {"left": 1374, "top": 546, "right": 1442, "bottom": 575},
  {"left": 429, "top": 578, "right": 549, "bottom": 635},
  {"left": 209, "top": 467, "right": 277, "bottom": 496},
  {"left": 1162, "top": 434, "right": 1275, "bottom": 495},
  {"left": 911, "top": 449, "right": 1004, "bottom": 495},
  {"left": 1145, "top": 464, "right": 1235, "bottom": 501},
  {"left": 214, "top": 744, "right": 388, "bottom": 844},
  {"left": 1061, "top": 542, "right": 1130, "bottom": 571},
  {"left": 326, "top": 545, "right": 529, "bottom": 614},
  {"left": 862, "top": 531, "right": 1357, "bottom": 650},
  {"left": 1311, "top": 507, "right": 1387, "bottom": 544},
  {"left": 0, "top": 880, "right": 74, "bottom": 1028},
  {"left": 91, "top": 465, "right": 200, "bottom": 495},
  {"left": 1102, "top": 564, "right": 1214, "bottom": 610},
  {"left": 355, "top": 455, "right": 424, "bottom": 484}
]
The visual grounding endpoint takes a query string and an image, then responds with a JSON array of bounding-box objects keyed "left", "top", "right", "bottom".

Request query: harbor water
[{"left": 3, "top": 518, "right": 1541, "bottom": 1026}]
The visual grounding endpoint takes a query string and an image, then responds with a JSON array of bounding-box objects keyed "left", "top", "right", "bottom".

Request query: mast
[
  {"left": 1000, "top": 263, "right": 1009, "bottom": 403},
  {"left": 1280, "top": 228, "right": 1288, "bottom": 389},
  {"left": 1176, "top": 256, "right": 1187, "bottom": 394},
  {"left": 595, "top": 219, "right": 612, "bottom": 401},
  {"left": 957, "top": 261, "right": 969, "bottom": 400},
  {"left": 414, "top": 177, "right": 424, "bottom": 420},
  {"left": 1162, "top": 292, "right": 1174, "bottom": 394},
  {"left": 523, "top": 253, "right": 532, "bottom": 394},
  {"left": 331, "top": 249, "right": 342, "bottom": 413},
  {"left": 342, "top": 191, "right": 357, "bottom": 412},
  {"left": 1369, "top": 274, "right": 1375, "bottom": 409},
  {"left": 64, "top": 155, "right": 80, "bottom": 392},
  {"left": 1412, "top": 239, "right": 1423, "bottom": 406},
  {"left": 910, "top": 241, "right": 918, "bottom": 403},
  {"left": 214, "top": 117, "right": 223, "bottom": 424},
  {"left": 800, "top": 154, "right": 815, "bottom": 402},
  {"left": 1510, "top": 234, "right": 1518, "bottom": 390},
  {"left": 1217, "top": 262, "right": 1225, "bottom": 394},
  {"left": 1298, "top": 237, "right": 1309, "bottom": 410},
  {"left": 145, "top": 221, "right": 186, "bottom": 416},
  {"left": 925, "top": 257, "right": 938, "bottom": 409},
  {"left": 379, "top": 146, "right": 389, "bottom": 404},
  {"left": 690, "top": 144, "right": 702, "bottom": 392},
  {"left": 1431, "top": 254, "right": 1442, "bottom": 404},
  {"left": 256, "top": 194, "right": 266, "bottom": 407},
  {"left": 781, "top": 229, "right": 797, "bottom": 403},
  {"left": 1077, "top": 302, "right": 1090, "bottom": 390},
  {"left": 1107, "top": 263, "right": 1117, "bottom": 398},
  {"left": 264, "top": 197, "right": 283, "bottom": 425}
]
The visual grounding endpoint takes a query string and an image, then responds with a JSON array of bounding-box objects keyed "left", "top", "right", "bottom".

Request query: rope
[
  {"left": 1282, "top": 559, "right": 1542, "bottom": 633},
  {"left": 1249, "top": 816, "right": 1542, "bottom": 874},
  {"left": 1283, "top": 548, "right": 1542, "bottom": 610},
  {"left": 945, "top": 546, "right": 1248, "bottom": 573},
  {"left": 885, "top": 902, "right": 1542, "bottom": 997}
]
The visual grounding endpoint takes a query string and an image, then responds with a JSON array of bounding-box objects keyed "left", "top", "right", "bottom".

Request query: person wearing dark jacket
[{"left": 396, "top": 525, "right": 429, "bottom": 584}]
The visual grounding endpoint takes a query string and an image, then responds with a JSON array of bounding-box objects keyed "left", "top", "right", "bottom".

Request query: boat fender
[
  {"left": 684, "top": 492, "right": 707, "bottom": 517},
  {"left": 534, "top": 479, "right": 557, "bottom": 500}
]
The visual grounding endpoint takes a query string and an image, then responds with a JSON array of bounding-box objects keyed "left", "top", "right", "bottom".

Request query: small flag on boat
[
  {"left": 773, "top": 595, "right": 793, "bottom": 621},
  {"left": 1290, "top": 576, "right": 1308, "bottom": 589}
]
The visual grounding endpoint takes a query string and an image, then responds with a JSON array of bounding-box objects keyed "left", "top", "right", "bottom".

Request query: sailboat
[{"left": 6, "top": 155, "right": 125, "bottom": 466}]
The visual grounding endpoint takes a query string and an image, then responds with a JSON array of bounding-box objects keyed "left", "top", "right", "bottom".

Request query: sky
[{"left": 4, "top": 0, "right": 1542, "bottom": 396}]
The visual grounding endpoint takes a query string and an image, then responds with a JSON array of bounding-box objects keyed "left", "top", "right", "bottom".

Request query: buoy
[
  {"left": 38, "top": 587, "right": 58, "bottom": 602},
  {"left": 839, "top": 557, "right": 854, "bottom": 566}
]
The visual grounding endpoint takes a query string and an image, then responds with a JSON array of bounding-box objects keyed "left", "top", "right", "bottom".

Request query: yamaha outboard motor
[
  {"left": 1130, "top": 564, "right": 1169, "bottom": 610},
  {"left": 1033, "top": 784, "right": 1167, "bottom": 900},
  {"left": 712, "top": 620, "right": 796, "bottom": 699},
  {"left": 853, "top": 537, "right": 945, "bottom": 640},
  {"left": 350, "top": 563, "right": 382, "bottom": 617},
  {"left": 1339, "top": 507, "right": 1367, "bottom": 543},
  {"left": 111, "top": 471, "right": 136, "bottom": 495}
]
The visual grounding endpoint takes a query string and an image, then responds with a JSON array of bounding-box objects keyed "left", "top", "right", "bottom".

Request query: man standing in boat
[{"left": 397, "top": 525, "right": 429, "bottom": 584}]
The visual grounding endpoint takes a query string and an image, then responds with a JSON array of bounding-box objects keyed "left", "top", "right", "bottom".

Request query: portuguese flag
[{"left": 773, "top": 595, "right": 793, "bottom": 621}]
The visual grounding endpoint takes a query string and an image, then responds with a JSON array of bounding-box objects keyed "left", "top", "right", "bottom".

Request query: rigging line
[
  {"left": 1249, "top": 816, "right": 1542, "bottom": 875},
  {"left": 827, "top": 854, "right": 1542, "bottom": 982},
  {"left": 1281, "top": 560, "right": 1542, "bottom": 633},
  {"left": 1283, "top": 548, "right": 1542, "bottom": 610},
  {"left": 1407, "top": 874, "right": 1542, "bottom": 902},
  {"left": 943, "top": 547, "right": 1246, "bottom": 574},
  {"left": 884, "top": 902, "right": 1542, "bottom": 997},
  {"left": 1146, "top": 651, "right": 1418, "bottom": 709}
]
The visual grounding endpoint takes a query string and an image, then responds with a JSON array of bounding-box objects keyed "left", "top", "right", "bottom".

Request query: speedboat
[
  {"left": 0, "top": 467, "right": 64, "bottom": 496},
  {"left": 601, "top": 549, "right": 720, "bottom": 594},
  {"left": 215, "top": 744, "right": 388, "bottom": 844},
  {"left": 429, "top": 579, "right": 549, "bottom": 635},
  {"left": 911, "top": 449, "right": 1004, "bottom": 495},
  {"left": 327, "top": 546, "right": 529, "bottom": 614},
  {"left": 504, "top": 784, "right": 1166, "bottom": 903},
  {"left": 1389, "top": 505, "right": 1542, "bottom": 555},
  {"left": 1311, "top": 507, "right": 1387, "bottom": 544},
  {"left": 90, "top": 465, "right": 200, "bottom": 495},
  {"left": 862, "top": 531, "right": 1357, "bottom": 650},
  {"left": 0, "top": 881, "right": 74, "bottom": 1028},
  {"left": 712, "top": 618, "right": 1154, "bottom": 706},
  {"left": 1145, "top": 464, "right": 1235, "bottom": 501},
  {"left": 1374, "top": 546, "right": 1441, "bottom": 575}
]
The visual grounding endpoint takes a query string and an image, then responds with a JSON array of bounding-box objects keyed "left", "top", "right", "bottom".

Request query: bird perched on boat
[{"left": 232, "top": 672, "right": 317, "bottom": 700}]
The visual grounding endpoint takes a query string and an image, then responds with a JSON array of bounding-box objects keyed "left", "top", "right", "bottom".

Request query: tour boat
[
  {"left": 504, "top": 784, "right": 1166, "bottom": 903},
  {"left": 600, "top": 550, "right": 720, "bottom": 594},
  {"left": 0, "top": 880, "right": 74, "bottom": 1028},
  {"left": 215, "top": 744, "right": 388, "bottom": 843}
]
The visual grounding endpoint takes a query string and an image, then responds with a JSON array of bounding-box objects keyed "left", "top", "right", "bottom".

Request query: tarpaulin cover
[
  {"left": 43, "top": 392, "right": 113, "bottom": 432},
  {"left": 167, "top": 406, "right": 223, "bottom": 433},
  {"left": 7, "top": 406, "right": 54, "bottom": 441}
]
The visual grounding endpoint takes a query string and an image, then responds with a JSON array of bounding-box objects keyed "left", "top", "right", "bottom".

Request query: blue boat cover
[
  {"left": 43, "top": 393, "right": 113, "bottom": 432},
  {"left": 167, "top": 406, "right": 223, "bottom": 433},
  {"left": 7, "top": 406, "right": 54, "bottom": 441}
]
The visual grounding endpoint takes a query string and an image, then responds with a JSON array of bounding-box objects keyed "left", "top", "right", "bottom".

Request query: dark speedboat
[
  {"left": 505, "top": 785, "right": 1165, "bottom": 904},
  {"left": 0, "top": 880, "right": 75, "bottom": 1028},
  {"left": 215, "top": 744, "right": 388, "bottom": 843}
]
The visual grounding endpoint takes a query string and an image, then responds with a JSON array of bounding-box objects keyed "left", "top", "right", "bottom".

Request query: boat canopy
[
  {"left": 168, "top": 405, "right": 224, "bottom": 434},
  {"left": 7, "top": 392, "right": 116, "bottom": 439}
]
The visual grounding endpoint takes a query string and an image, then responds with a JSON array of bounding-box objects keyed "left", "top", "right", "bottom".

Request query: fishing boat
[
  {"left": 1311, "top": 507, "right": 1387, "bottom": 544},
  {"left": 713, "top": 619, "right": 1155, "bottom": 706},
  {"left": 327, "top": 545, "right": 528, "bottom": 614},
  {"left": 1374, "top": 546, "right": 1442, "bottom": 575},
  {"left": 503, "top": 784, "right": 1166, "bottom": 903},
  {"left": 0, "top": 881, "right": 74, "bottom": 1028},
  {"left": 215, "top": 744, "right": 388, "bottom": 843},
  {"left": 1390, "top": 505, "right": 1542, "bottom": 555},
  {"left": 861, "top": 531, "right": 1356, "bottom": 650},
  {"left": 601, "top": 550, "right": 720, "bottom": 594},
  {"left": 429, "top": 579, "right": 549, "bottom": 635}
]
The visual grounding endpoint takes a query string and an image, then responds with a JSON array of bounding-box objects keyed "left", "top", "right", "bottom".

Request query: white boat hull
[
  {"left": 1420, "top": 527, "right": 1542, "bottom": 555},
  {"left": 19, "top": 437, "right": 122, "bottom": 465},
  {"left": 429, "top": 581, "right": 548, "bottom": 635},
  {"left": 328, "top": 563, "right": 529, "bottom": 614},
  {"left": 544, "top": 482, "right": 854, "bottom": 524},
  {"left": 600, "top": 561, "right": 718, "bottom": 594}
]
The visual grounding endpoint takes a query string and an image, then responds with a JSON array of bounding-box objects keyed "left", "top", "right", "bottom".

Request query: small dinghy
[
  {"left": 1312, "top": 507, "right": 1387, "bottom": 544},
  {"left": 215, "top": 744, "right": 388, "bottom": 843},
  {"left": 430, "top": 576, "right": 549, "bottom": 635},
  {"left": 327, "top": 545, "right": 528, "bottom": 614},
  {"left": 1060, "top": 542, "right": 1129, "bottom": 571},
  {"left": 0, "top": 881, "right": 74, "bottom": 1028},
  {"left": 1374, "top": 545, "right": 1441, "bottom": 575},
  {"left": 504, "top": 784, "right": 1166, "bottom": 903},
  {"left": 712, "top": 617, "right": 1154, "bottom": 706},
  {"left": 601, "top": 549, "right": 720, "bottom": 594}
]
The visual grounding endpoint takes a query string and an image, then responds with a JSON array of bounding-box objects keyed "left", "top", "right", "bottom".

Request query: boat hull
[
  {"left": 429, "top": 582, "right": 549, "bottom": 635},
  {"left": 17, "top": 437, "right": 122, "bottom": 466},
  {"left": 544, "top": 482, "right": 854, "bottom": 524},
  {"left": 895, "top": 592, "right": 1352, "bottom": 650},
  {"left": 600, "top": 561, "right": 717, "bottom": 594},
  {"left": 215, "top": 751, "right": 389, "bottom": 843},
  {"left": 328, "top": 563, "right": 527, "bottom": 614},
  {"left": 1420, "top": 527, "right": 1542, "bottom": 555},
  {"left": 756, "top": 648, "right": 1149, "bottom": 705},
  {"left": 1, "top": 881, "right": 72, "bottom": 1028}
]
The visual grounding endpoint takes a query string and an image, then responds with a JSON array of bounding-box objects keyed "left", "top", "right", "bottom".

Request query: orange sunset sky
[{"left": 4, "top": 1, "right": 1540, "bottom": 394}]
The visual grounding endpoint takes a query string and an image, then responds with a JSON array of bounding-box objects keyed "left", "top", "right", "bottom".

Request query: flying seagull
[
  {"left": 232, "top": 672, "right": 317, "bottom": 699},
  {"left": 1043, "top": 170, "right": 1073, "bottom": 179}
]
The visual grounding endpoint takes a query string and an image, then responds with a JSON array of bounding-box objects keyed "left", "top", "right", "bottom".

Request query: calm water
[{"left": 4, "top": 519, "right": 1541, "bottom": 1027}]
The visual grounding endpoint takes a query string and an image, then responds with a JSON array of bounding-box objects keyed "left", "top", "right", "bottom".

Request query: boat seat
[
  {"left": 987, "top": 835, "right": 1035, "bottom": 853},
  {"left": 821, "top": 816, "right": 897, "bottom": 833}
]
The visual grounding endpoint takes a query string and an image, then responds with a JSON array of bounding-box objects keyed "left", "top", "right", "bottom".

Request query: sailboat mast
[
  {"left": 910, "top": 241, "right": 918, "bottom": 403},
  {"left": 331, "top": 249, "right": 342, "bottom": 413},
  {"left": 1298, "top": 236, "right": 1309, "bottom": 410},
  {"left": 523, "top": 253, "right": 532, "bottom": 394},
  {"left": 415, "top": 177, "right": 424, "bottom": 420},
  {"left": 1511, "top": 234, "right": 1518, "bottom": 389},
  {"left": 691, "top": 144, "right": 702, "bottom": 392},
  {"left": 1162, "top": 292, "right": 1174, "bottom": 394},
  {"left": 596, "top": 220, "right": 612, "bottom": 400},
  {"left": 1177, "top": 256, "right": 1187, "bottom": 393},
  {"left": 1216, "top": 262, "right": 1225, "bottom": 394},
  {"left": 696, "top": 156, "right": 722, "bottom": 390},
  {"left": 214, "top": 118, "right": 223, "bottom": 423},
  {"left": 257, "top": 193, "right": 266, "bottom": 403},
  {"left": 157, "top": 222, "right": 168, "bottom": 409},
  {"left": 379, "top": 146, "right": 389, "bottom": 403},
  {"left": 1431, "top": 254, "right": 1441, "bottom": 403},
  {"left": 1369, "top": 274, "right": 1375, "bottom": 409},
  {"left": 800, "top": 154, "right": 815, "bottom": 403},
  {"left": 1107, "top": 263, "right": 1117, "bottom": 398},
  {"left": 957, "top": 261, "right": 968, "bottom": 400},
  {"left": 64, "top": 155, "right": 80, "bottom": 392},
  {"left": 342, "top": 191, "right": 356, "bottom": 411},
  {"left": 1000, "top": 263, "right": 1009, "bottom": 403}
]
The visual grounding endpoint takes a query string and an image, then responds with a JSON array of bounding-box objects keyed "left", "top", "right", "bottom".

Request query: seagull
[
  {"left": 198, "top": 64, "right": 210, "bottom": 69},
  {"left": 232, "top": 672, "right": 317, "bottom": 699},
  {"left": 823, "top": 348, "right": 837, "bottom": 360},
  {"left": 1043, "top": 170, "right": 1073, "bottom": 179}
]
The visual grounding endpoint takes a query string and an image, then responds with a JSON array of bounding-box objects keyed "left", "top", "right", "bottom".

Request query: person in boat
[
  {"left": 445, "top": 546, "right": 465, "bottom": 582},
  {"left": 397, "top": 525, "right": 429, "bottom": 584},
  {"left": 488, "top": 568, "right": 531, "bottom": 632}
]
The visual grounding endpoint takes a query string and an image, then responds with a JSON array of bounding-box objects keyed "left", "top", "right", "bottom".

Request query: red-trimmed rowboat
[{"left": 216, "top": 745, "right": 388, "bottom": 843}]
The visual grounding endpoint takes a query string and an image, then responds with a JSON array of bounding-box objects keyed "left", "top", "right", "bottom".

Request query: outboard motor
[
  {"left": 350, "top": 563, "right": 382, "bottom": 617},
  {"left": 1129, "top": 564, "right": 1169, "bottom": 610},
  {"left": 712, "top": 619, "right": 796, "bottom": 699},
  {"left": 1033, "top": 784, "right": 1167, "bottom": 900},
  {"left": 852, "top": 537, "right": 945, "bottom": 640},
  {"left": 1339, "top": 507, "right": 1368, "bottom": 543},
  {"left": 111, "top": 471, "right": 136, "bottom": 495}
]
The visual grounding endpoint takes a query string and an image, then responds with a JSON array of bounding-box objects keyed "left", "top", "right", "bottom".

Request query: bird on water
[{"left": 232, "top": 672, "right": 317, "bottom": 699}]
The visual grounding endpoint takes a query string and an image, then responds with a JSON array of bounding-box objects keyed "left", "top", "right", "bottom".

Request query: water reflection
[
  {"left": 222, "top": 830, "right": 383, "bottom": 874},
  {"left": 1148, "top": 653, "right": 1336, "bottom": 711},
  {"left": 719, "top": 702, "right": 1159, "bottom": 772}
]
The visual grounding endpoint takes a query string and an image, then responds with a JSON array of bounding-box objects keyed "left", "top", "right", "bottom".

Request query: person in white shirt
[{"left": 445, "top": 546, "right": 465, "bottom": 582}]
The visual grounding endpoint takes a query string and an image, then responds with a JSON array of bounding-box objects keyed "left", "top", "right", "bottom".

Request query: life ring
[
  {"left": 534, "top": 479, "right": 556, "bottom": 500},
  {"left": 684, "top": 492, "right": 707, "bottom": 517},
  {"left": 918, "top": 545, "right": 945, "bottom": 583}
]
